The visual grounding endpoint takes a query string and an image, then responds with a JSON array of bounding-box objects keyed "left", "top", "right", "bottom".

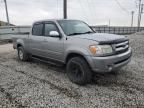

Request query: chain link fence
[{"left": 91, "top": 26, "right": 144, "bottom": 35}]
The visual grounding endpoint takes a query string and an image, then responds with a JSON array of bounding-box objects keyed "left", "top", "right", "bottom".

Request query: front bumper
[{"left": 85, "top": 48, "right": 132, "bottom": 73}]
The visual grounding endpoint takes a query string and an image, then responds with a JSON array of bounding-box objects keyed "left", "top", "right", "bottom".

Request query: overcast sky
[{"left": 0, "top": 0, "right": 143, "bottom": 26}]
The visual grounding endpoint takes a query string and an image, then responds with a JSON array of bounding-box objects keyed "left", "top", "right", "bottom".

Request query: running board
[{"left": 32, "top": 56, "right": 64, "bottom": 67}]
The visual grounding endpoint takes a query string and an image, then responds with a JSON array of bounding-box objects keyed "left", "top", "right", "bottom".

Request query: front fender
[{"left": 64, "top": 46, "right": 90, "bottom": 62}]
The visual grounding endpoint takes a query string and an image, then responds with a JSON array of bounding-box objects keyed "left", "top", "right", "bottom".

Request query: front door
[{"left": 42, "top": 22, "right": 64, "bottom": 62}]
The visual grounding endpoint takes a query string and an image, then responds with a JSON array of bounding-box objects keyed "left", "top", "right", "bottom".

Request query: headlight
[{"left": 89, "top": 45, "right": 113, "bottom": 55}]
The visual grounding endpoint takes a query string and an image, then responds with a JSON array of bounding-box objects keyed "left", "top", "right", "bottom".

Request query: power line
[
  {"left": 85, "top": 0, "right": 93, "bottom": 18},
  {"left": 78, "top": 0, "right": 89, "bottom": 23},
  {"left": 56, "top": 0, "right": 59, "bottom": 18},
  {"left": 114, "top": 0, "right": 130, "bottom": 14}
]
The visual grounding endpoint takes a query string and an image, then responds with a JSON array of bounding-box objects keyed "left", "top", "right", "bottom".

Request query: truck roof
[{"left": 33, "top": 19, "right": 82, "bottom": 24}]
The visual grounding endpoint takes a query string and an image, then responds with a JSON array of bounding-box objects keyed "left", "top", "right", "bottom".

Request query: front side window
[
  {"left": 44, "top": 23, "right": 58, "bottom": 36},
  {"left": 32, "top": 23, "right": 43, "bottom": 36},
  {"left": 58, "top": 20, "right": 94, "bottom": 36}
]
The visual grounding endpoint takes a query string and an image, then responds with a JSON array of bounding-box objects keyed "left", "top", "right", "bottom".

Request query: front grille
[
  {"left": 114, "top": 56, "right": 130, "bottom": 65},
  {"left": 113, "top": 40, "right": 129, "bottom": 54}
]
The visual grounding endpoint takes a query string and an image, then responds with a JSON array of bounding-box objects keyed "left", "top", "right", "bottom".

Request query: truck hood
[{"left": 72, "top": 33, "right": 127, "bottom": 44}]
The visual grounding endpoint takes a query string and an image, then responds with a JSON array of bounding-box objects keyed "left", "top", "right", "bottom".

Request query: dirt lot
[{"left": 0, "top": 34, "right": 144, "bottom": 108}]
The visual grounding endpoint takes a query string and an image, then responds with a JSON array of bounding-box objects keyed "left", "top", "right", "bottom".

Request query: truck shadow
[
  {"left": 32, "top": 58, "right": 123, "bottom": 86},
  {"left": 32, "top": 58, "right": 66, "bottom": 73},
  {"left": 91, "top": 72, "right": 122, "bottom": 86}
]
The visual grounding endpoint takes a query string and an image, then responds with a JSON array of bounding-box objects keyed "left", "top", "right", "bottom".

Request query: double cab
[{"left": 13, "top": 19, "right": 132, "bottom": 85}]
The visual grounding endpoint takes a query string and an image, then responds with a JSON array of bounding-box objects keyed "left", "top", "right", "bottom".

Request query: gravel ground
[{"left": 0, "top": 34, "right": 144, "bottom": 108}]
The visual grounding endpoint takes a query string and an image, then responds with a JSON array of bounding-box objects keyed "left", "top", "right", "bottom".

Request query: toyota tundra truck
[{"left": 13, "top": 19, "right": 132, "bottom": 85}]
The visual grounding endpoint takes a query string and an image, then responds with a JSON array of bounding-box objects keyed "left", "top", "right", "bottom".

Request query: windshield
[{"left": 58, "top": 20, "right": 94, "bottom": 36}]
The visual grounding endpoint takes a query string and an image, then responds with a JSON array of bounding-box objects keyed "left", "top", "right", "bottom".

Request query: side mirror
[{"left": 49, "top": 31, "right": 60, "bottom": 37}]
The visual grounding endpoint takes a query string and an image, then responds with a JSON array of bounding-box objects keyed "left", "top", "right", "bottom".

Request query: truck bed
[{"left": 0, "top": 26, "right": 31, "bottom": 40}]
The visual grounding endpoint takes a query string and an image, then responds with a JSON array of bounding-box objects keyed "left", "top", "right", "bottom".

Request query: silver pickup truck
[{"left": 13, "top": 19, "right": 132, "bottom": 85}]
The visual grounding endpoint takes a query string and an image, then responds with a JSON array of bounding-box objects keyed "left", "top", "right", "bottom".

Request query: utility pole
[
  {"left": 63, "top": 0, "right": 67, "bottom": 19},
  {"left": 139, "top": 4, "right": 144, "bottom": 27},
  {"left": 137, "top": 0, "right": 142, "bottom": 31},
  {"left": 131, "top": 11, "right": 134, "bottom": 27},
  {"left": 4, "top": 0, "right": 10, "bottom": 25}
]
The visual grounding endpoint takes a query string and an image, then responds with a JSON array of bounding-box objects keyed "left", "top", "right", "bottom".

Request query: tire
[
  {"left": 66, "top": 57, "right": 92, "bottom": 85},
  {"left": 17, "top": 46, "right": 30, "bottom": 61}
]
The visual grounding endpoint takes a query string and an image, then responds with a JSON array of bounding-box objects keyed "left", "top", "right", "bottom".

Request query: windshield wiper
[
  {"left": 68, "top": 31, "right": 94, "bottom": 36},
  {"left": 83, "top": 31, "right": 94, "bottom": 34},
  {"left": 67, "top": 31, "right": 94, "bottom": 36},
  {"left": 68, "top": 33, "right": 84, "bottom": 36}
]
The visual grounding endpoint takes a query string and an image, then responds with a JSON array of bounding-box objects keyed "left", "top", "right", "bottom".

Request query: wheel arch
[
  {"left": 17, "top": 43, "right": 23, "bottom": 48},
  {"left": 16, "top": 38, "right": 25, "bottom": 49},
  {"left": 65, "top": 52, "right": 91, "bottom": 69}
]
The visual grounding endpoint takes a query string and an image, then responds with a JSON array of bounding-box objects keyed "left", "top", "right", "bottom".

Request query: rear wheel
[
  {"left": 66, "top": 57, "right": 92, "bottom": 85},
  {"left": 17, "top": 46, "right": 30, "bottom": 61}
]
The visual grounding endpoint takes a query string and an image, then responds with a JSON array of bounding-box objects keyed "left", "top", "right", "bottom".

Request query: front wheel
[{"left": 66, "top": 57, "right": 92, "bottom": 85}]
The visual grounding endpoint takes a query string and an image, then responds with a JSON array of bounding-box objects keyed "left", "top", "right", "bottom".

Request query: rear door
[
  {"left": 42, "top": 22, "right": 64, "bottom": 61},
  {"left": 29, "top": 22, "right": 45, "bottom": 56}
]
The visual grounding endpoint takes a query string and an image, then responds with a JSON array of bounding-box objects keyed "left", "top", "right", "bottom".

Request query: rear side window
[
  {"left": 32, "top": 23, "right": 43, "bottom": 36},
  {"left": 44, "top": 23, "right": 58, "bottom": 36}
]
